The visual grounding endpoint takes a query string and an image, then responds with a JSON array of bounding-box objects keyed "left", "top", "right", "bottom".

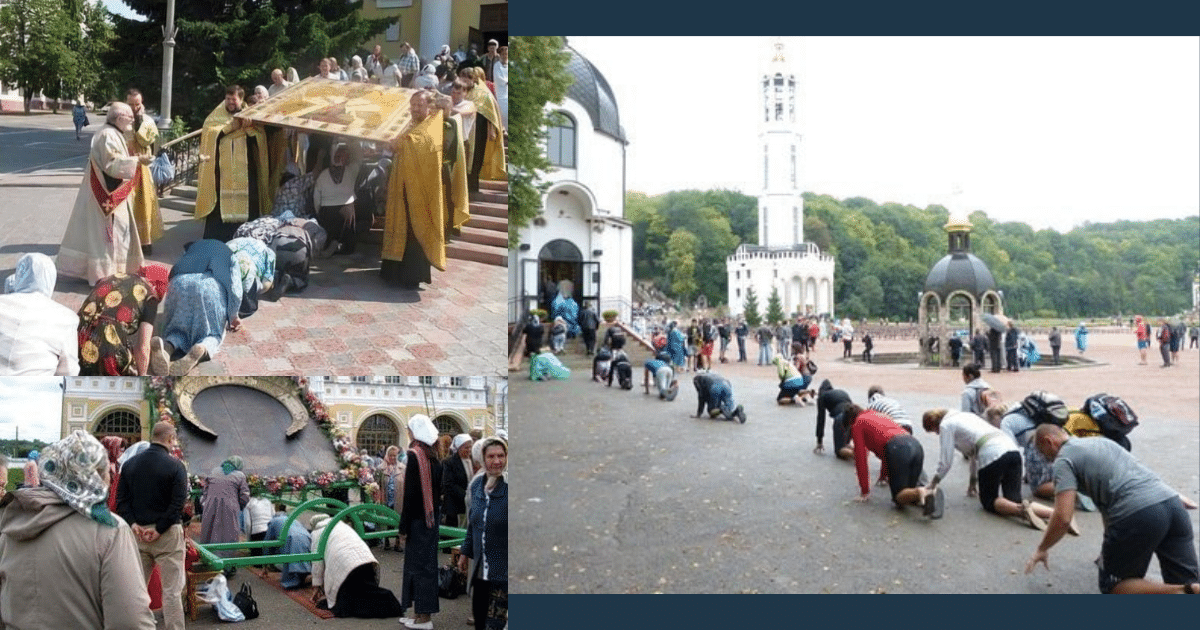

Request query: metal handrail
[{"left": 157, "top": 128, "right": 203, "bottom": 197}]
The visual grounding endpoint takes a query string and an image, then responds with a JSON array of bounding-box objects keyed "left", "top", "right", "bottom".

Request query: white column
[{"left": 419, "top": 0, "right": 453, "bottom": 61}]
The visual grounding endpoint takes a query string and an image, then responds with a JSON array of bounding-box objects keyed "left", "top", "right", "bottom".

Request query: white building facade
[
  {"left": 726, "top": 41, "right": 835, "bottom": 319},
  {"left": 508, "top": 43, "right": 633, "bottom": 324}
]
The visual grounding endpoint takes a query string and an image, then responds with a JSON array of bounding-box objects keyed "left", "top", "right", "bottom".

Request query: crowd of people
[
  {"left": 1, "top": 41, "right": 509, "bottom": 376},
  {"left": 0, "top": 417, "right": 510, "bottom": 626},
  {"left": 522, "top": 306, "right": 1198, "bottom": 594}
]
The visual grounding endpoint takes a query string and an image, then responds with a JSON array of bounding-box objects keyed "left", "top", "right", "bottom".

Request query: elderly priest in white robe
[{"left": 58, "top": 102, "right": 153, "bottom": 285}]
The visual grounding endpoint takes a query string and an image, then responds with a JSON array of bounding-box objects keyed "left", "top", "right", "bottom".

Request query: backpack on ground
[
  {"left": 1019, "top": 391, "right": 1069, "bottom": 426},
  {"left": 1083, "top": 393, "right": 1139, "bottom": 436}
]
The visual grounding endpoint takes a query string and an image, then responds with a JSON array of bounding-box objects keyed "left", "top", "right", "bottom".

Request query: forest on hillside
[{"left": 627, "top": 189, "right": 1200, "bottom": 320}]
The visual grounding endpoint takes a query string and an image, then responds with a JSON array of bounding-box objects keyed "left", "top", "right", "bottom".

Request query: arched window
[
  {"left": 94, "top": 409, "right": 142, "bottom": 447},
  {"left": 546, "top": 111, "right": 576, "bottom": 168},
  {"left": 357, "top": 414, "right": 399, "bottom": 458},
  {"left": 433, "top": 415, "right": 461, "bottom": 436}
]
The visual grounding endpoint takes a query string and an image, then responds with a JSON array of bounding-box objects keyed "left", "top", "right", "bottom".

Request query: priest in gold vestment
[
  {"left": 381, "top": 91, "right": 461, "bottom": 289},
  {"left": 195, "top": 85, "right": 270, "bottom": 241},
  {"left": 124, "top": 89, "right": 164, "bottom": 255}
]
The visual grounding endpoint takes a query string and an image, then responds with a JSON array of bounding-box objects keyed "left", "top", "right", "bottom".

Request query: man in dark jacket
[
  {"left": 578, "top": 302, "right": 600, "bottom": 356},
  {"left": 987, "top": 327, "right": 1003, "bottom": 373},
  {"left": 815, "top": 379, "right": 854, "bottom": 459},
  {"left": 441, "top": 434, "right": 474, "bottom": 528},
  {"left": 116, "top": 422, "right": 188, "bottom": 630},
  {"left": 735, "top": 319, "right": 749, "bottom": 362},
  {"left": 971, "top": 330, "right": 988, "bottom": 367},
  {"left": 1005, "top": 321, "right": 1020, "bottom": 372}
]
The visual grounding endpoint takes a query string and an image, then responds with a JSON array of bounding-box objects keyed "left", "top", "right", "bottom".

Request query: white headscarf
[
  {"left": 407, "top": 414, "right": 437, "bottom": 446},
  {"left": 451, "top": 433, "right": 472, "bottom": 452},
  {"left": 5, "top": 253, "right": 56, "bottom": 297}
]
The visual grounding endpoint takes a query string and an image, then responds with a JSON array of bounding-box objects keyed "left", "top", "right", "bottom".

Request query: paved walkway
[{"left": 0, "top": 112, "right": 505, "bottom": 376}]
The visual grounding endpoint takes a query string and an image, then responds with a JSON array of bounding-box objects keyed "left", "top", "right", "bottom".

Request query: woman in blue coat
[{"left": 457, "top": 437, "right": 508, "bottom": 630}]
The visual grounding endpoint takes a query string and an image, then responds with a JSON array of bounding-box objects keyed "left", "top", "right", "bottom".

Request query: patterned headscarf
[
  {"left": 137, "top": 263, "right": 170, "bottom": 300},
  {"left": 5, "top": 253, "right": 56, "bottom": 297},
  {"left": 37, "top": 430, "right": 117, "bottom": 526},
  {"left": 221, "top": 455, "right": 244, "bottom": 474}
]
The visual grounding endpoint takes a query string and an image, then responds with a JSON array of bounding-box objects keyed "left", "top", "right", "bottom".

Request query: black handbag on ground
[
  {"left": 233, "top": 582, "right": 259, "bottom": 620},
  {"left": 437, "top": 565, "right": 467, "bottom": 599}
]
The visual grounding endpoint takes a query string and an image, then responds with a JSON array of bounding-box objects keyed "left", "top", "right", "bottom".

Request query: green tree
[
  {"left": 63, "top": 1, "right": 116, "bottom": 107},
  {"left": 765, "top": 286, "right": 784, "bottom": 324},
  {"left": 104, "top": 1, "right": 392, "bottom": 127},
  {"left": 665, "top": 230, "right": 699, "bottom": 306},
  {"left": 507, "top": 35, "right": 574, "bottom": 246},
  {"left": 0, "top": 0, "right": 77, "bottom": 113},
  {"left": 743, "top": 285, "right": 761, "bottom": 327}
]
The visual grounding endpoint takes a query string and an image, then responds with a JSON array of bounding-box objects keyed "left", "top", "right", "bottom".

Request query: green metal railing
[{"left": 192, "top": 496, "right": 467, "bottom": 571}]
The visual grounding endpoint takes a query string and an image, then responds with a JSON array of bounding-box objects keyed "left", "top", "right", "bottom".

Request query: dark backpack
[
  {"left": 1083, "top": 393, "right": 1139, "bottom": 436},
  {"left": 1019, "top": 391, "right": 1068, "bottom": 426}
]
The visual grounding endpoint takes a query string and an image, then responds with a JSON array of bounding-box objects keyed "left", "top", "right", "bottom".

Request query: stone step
[
  {"left": 158, "top": 196, "right": 196, "bottom": 213},
  {"left": 446, "top": 240, "right": 507, "bottom": 267},
  {"left": 170, "top": 185, "right": 198, "bottom": 200},
  {"left": 457, "top": 225, "right": 507, "bottom": 248},
  {"left": 465, "top": 214, "right": 506, "bottom": 233},
  {"left": 479, "top": 180, "right": 507, "bottom": 193},
  {"left": 468, "top": 200, "right": 507, "bottom": 219},
  {"left": 469, "top": 190, "right": 507, "bottom": 205}
]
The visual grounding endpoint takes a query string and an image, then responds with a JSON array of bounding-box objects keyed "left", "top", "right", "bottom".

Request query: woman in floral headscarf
[
  {"left": 198, "top": 455, "right": 250, "bottom": 577},
  {"left": 77, "top": 263, "right": 170, "bottom": 375},
  {"left": 398, "top": 415, "right": 443, "bottom": 630},
  {"left": 0, "top": 253, "right": 79, "bottom": 375},
  {"left": 0, "top": 430, "right": 155, "bottom": 629}
]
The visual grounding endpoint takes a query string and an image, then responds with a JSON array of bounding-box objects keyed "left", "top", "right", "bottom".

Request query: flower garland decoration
[{"left": 151, "top": 376, "right": 381, "bottom": 501}]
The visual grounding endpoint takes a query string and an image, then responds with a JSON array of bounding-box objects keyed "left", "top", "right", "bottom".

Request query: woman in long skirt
[{"left": 398, "top": 415, "right": 443, "bottom": 630}]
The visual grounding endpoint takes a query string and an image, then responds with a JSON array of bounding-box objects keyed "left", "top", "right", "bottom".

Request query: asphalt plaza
[{"left": 511, "top": 328, "right": 1199, "bottom": 594}]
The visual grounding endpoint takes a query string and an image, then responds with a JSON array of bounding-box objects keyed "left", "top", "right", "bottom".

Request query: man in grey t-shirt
[{"left": 1025, "top": 424, "right": 1199, "bottom": 594}]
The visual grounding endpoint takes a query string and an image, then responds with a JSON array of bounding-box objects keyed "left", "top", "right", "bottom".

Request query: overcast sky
[
  {"left": 566, "top": 36, "right": 1200, "bottom": 233},
  {"left": 0, "top": 378, "right": 65, "bottom": 445}
]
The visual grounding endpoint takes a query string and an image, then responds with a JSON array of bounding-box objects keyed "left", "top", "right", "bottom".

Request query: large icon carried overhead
[{"left": 236, "top": 77, "right": 418, "bottom": 143}]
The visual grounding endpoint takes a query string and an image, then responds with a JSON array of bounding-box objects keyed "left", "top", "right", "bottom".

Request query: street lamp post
[{"left": 158, "top": 0, "right": 177, "bottom": 131}]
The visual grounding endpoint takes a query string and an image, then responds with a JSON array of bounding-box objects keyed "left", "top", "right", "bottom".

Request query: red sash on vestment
[{"left": 88, "top": 161, "right": 140, "bottom": 242}]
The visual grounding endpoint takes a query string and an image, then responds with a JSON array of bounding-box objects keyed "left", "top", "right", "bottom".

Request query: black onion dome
[
  {"left": 924, "top": 252, "right": 997, "bottom": 298},
  {"left": 564, "top": 45, "right": 626, "bottom": 142}
]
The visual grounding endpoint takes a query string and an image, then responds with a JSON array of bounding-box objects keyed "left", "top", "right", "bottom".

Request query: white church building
[
  {"left": 726, "top": 42, "right": 835, "bottom": 318},
  {"left": 508, "top": 42, "right": 634, "bottom": 324}
]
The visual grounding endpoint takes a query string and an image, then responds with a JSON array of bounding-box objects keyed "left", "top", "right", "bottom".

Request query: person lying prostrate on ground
[
  {"left": 814, "top": 379, "right": 854, "bottom": 458},
  {"left": 693, "top": 373, "right": 745, "bottom": 423},
  {"left": 152, "top": 239, "right": 242, "bottom": 376},
  {"left": 1027, "top": 423, "right": 1199, "bottom": 594},
  {"left": 529, "top": 347, "right": 570, "bottom": 381},
  {"left": 923, "top": 408, "right": 1073, "bottom": 532},
  {"left": 773, "top": 354, "right": 813, "bottom": 406},
  {"left": 840, "top": 404, "right": 940, "bottom": 517}
]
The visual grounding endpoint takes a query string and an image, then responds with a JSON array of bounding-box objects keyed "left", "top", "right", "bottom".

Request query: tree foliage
[
  {"left": 765, "top": 286, "right": 786, "bottom": 324},
  {"left": 0, "top": 0, "right": 111, "bottom": 113},
  {"left": 665, "top": 229, "right": 699, "bottom": 306},
  {"left": 631, "top": 188, "right": 1199, "bottom": 321},
  {"left": 508, "top": 36, "right": 574, "bottom": 246},
  {"left": 102, "top": 1, "right": 392, "bottom": 127},
  {"left": 742, "top": 285, "right": 761, "bottom": 327}
]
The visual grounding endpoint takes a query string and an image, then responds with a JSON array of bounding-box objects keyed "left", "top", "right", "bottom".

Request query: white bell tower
[{"left": 759, "top": 41, "right": 804, "bottom": 248}]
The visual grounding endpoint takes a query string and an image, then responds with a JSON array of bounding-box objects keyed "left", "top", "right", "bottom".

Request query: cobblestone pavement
[
  {"left": 511, "top": 327, "right": 1198, "bottom": 593},
  {"left": 1, "top": 112, "right": 505, "bottom": 376}
]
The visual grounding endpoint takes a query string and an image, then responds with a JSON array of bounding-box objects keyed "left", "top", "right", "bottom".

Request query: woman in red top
[{"left": 841, "top": 404, "right": 943, "bottom": 518}]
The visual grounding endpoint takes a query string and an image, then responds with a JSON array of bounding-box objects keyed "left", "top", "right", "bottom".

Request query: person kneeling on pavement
[
  {"left": 693, "top": 373, "right": 745, "bottom": 423},
  {"left": 644, "top": 351, "right": 678, "bottom": 400}
]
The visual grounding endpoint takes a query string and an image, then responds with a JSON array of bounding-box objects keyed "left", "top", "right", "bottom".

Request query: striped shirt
[{"left": 866, "top": 393, "right": 911, "bottom": 429}]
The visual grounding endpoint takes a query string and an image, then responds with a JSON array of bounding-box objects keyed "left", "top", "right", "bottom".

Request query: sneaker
[
  {"left": 1022, "top": 500, "right": 1047, "bottom": 531},
  {"left": 923, "top": 487, "right": 945, "bottom": 519},
  {"left": 735, "top": 405, "right": 746, "bottom": 424},
  {"left": 169, "top": 343, "right": 207, "bottom": 376},
  {"left": 403, "top": 621, "right": 433, "bottom": 630},
  {"left": 149, "top": 337, "right": 171, "bottom": 376}
]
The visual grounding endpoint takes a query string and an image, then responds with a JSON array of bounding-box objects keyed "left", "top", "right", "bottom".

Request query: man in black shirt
[{"left": 116, "top": 422, "right": 188, "bottom": 630}]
